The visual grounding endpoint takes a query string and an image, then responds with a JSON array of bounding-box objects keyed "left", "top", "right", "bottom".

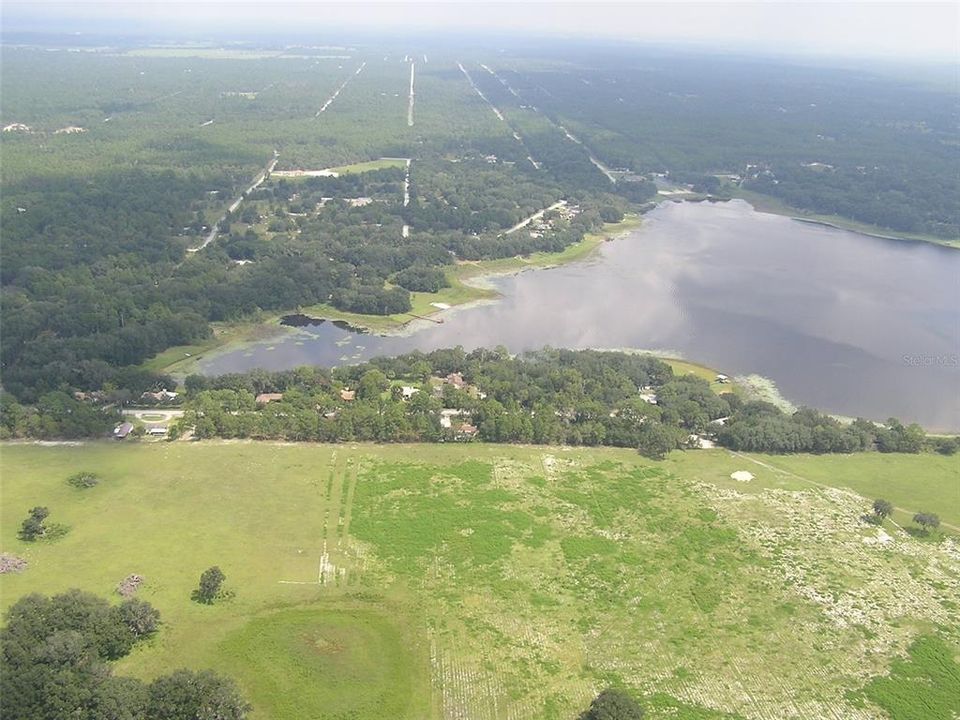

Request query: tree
[
  {"left": 357, "top": 369, "right": 390, "bottom": 400},
  {"left": 579, "top": 688, "right": 645, "bottom": 720},
  {"left": 117, "top": 599, "right": 161, "bottom": 640},
  {"left": 18, "top": 506, "right": 49, "bottom": 541},
  {"left": 194, "top": 566, "right": 226, "bottom": 604},
  {"left": 872, "top": 499, "right": 894, "bottom": 521},
  {"left": 913, "top": 512, "right": 941, "bottom": 534},
  {"left": 636, "top": 420, "right": 679, "bottom": 460},
  {"left": 146, "top": 669, "right": 250, "bottom": 720}
]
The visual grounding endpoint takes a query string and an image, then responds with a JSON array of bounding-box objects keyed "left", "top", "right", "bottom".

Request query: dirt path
[
  {"left": 315, "top": 61, "right": 365, "bottom": 117},
  {"left": 189, "top": 150, "right": 278, "bottom": 252},
  {"left": 480, "top": 63, "right": 520, "bottom": 99},
  {"left": 503, "top": 200, "right": 565, "bottom": 235},
  {"left": 731, "top": 451, "right": 960, "bottom": 533}
]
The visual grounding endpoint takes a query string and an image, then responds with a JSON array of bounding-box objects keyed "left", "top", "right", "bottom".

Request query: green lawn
[{"left": 2, "top": 442, "right": 957, "bottom": 719}]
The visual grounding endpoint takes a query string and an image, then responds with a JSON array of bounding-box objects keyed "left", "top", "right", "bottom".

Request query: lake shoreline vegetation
[
  {"left": 141, "top": 212, "right": 645, "bottom": 377},
  {"left": 5, "top": 347, "right": 957, "bottom": 461}
]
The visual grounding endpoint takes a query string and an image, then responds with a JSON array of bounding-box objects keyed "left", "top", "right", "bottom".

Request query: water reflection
[{"left": 202, "top": 200, "right": 960, "bottom": 430}]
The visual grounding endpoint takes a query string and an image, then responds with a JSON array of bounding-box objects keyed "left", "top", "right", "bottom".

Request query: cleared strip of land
[
  {"left": 483, "top": 62, "right": 617, "bottom": 184},
  {"left": 458, "top": 61, "right": 542, "bottom": 170},
  {"left": 407, "top": 61, "right": 416, "bottom": 126},
  {"left": 315, "top": 61, "right": 366, "bottom": 117}
]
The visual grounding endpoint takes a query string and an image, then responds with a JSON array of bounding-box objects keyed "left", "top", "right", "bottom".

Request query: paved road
[
  {"left": 189, "top": 150, "right": 279, "bottom": 253},
  {"left": 503, "top": 200, "right": 566, "bottom": 236}
]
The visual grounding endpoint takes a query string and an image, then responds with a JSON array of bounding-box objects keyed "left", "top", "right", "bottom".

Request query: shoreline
[
  {"left": 145, "top": 213, "right": 646, "bottom": 375},
  {"left": 729, "top": 188, "right": 960, "bottom": 249}
]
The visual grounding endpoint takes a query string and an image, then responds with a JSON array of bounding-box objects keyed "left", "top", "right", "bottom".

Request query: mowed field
[{"left": 1, "top": 442, "right": 958, "bottom": 720}]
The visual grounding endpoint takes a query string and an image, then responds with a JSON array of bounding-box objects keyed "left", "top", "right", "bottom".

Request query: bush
[
  {"left": 67, "top": 471, "right": 100, "bottom": 489},
  {"left": 18, "top": 506, "right": 49, "bottom": 541}
]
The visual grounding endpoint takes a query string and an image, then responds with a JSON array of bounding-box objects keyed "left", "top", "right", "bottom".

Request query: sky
[{"left": 3, "top": 1, "right": 959, "bottom": 62}]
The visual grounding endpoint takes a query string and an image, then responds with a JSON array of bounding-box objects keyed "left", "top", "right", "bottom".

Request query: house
[
  {"left": 340, "top": 389, "right": 356, "bottom": 402},
  {"left": 255, "top": 392, "right": 284, "bottom": 404},
  {"left": 438, "top": 409, "right": 463, "bottom": 428},
  {"left": 639, "top": 392, "right": 658, "bottom": 405},
  {"left": 444, "top": 372, "right": 467, "bottom": 390},
  {"left": 113, "top": 422, "right": 134, "bottom": 440},
  {"left": 715, "top": 374, "right": 730, "bottom": 384},
  {"left": 141, "top": 390, "right": 179, "bottom": 403},
  {"left": 457, "top": 423, "right": 479, "bottom": 439},
  {"left": 400, "top": 386, "right": 420, "bottom": 400}
]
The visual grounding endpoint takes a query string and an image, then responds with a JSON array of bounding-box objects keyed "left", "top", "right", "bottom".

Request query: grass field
[
  {"left": 326, "top": 157, "right": 409, "bottom": 174},
  {"left": 1, "top": 442, "right": 957, "bottom": 720}
]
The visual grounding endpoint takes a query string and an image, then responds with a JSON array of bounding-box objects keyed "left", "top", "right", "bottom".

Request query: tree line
[{"left": 167, "top": 348, "right": 953, "bottom": 457}]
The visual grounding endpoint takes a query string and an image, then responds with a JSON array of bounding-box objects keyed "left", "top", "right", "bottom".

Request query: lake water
[{"left": 201, "top": 200, "right": 960, "bottom": 430}]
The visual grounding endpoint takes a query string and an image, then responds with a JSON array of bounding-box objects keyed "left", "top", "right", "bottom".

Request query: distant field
[
  {"left": 124, "top": 48, "right": 291, "bottom": 60},
  {"left": 2, "top": 442, "right": 957, "bottom": 719},
  {"left": 327, "top": 157, "right": 408, "bottom": 174}
]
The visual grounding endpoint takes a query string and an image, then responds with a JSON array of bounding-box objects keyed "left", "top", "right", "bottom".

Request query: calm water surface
[{"left": 202, "top": 201, "right": 960, "bottom": 430}]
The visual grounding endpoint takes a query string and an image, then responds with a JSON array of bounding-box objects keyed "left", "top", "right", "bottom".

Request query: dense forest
[{"left": 491, "top": 49, "right": 960, "bottom": 238}]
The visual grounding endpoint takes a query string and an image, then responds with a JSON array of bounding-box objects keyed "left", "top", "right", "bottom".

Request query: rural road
[
  {"left": 503, "top": 200, "right": 566, "bottom": 235},
  {"left": 189, "top": 150, "right": 279, "bottom": 252}
]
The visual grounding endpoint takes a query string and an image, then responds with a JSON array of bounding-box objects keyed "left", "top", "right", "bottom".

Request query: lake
[{"left": 201, "top": 200, "right": 960, "bottom": 431}]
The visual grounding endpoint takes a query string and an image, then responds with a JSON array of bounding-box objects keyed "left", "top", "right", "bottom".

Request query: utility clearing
[
  {"left": 407, "top": 61, "right": 416, "bottom": 126},
  {"left": 2, "top": 443, "right": 956, "bottom": 720},
  {"left": 316, "top": 61, "right": 366, "bottom": 116}
]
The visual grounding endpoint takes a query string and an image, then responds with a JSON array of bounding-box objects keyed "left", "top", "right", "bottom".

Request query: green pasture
[{"left": 1, "top": 442, "right": 957, "bottom": 719}]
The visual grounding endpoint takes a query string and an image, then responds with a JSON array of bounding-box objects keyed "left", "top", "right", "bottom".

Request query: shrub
[{"left": 67, "top": 471, "right": 100, "bottom": 489}]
